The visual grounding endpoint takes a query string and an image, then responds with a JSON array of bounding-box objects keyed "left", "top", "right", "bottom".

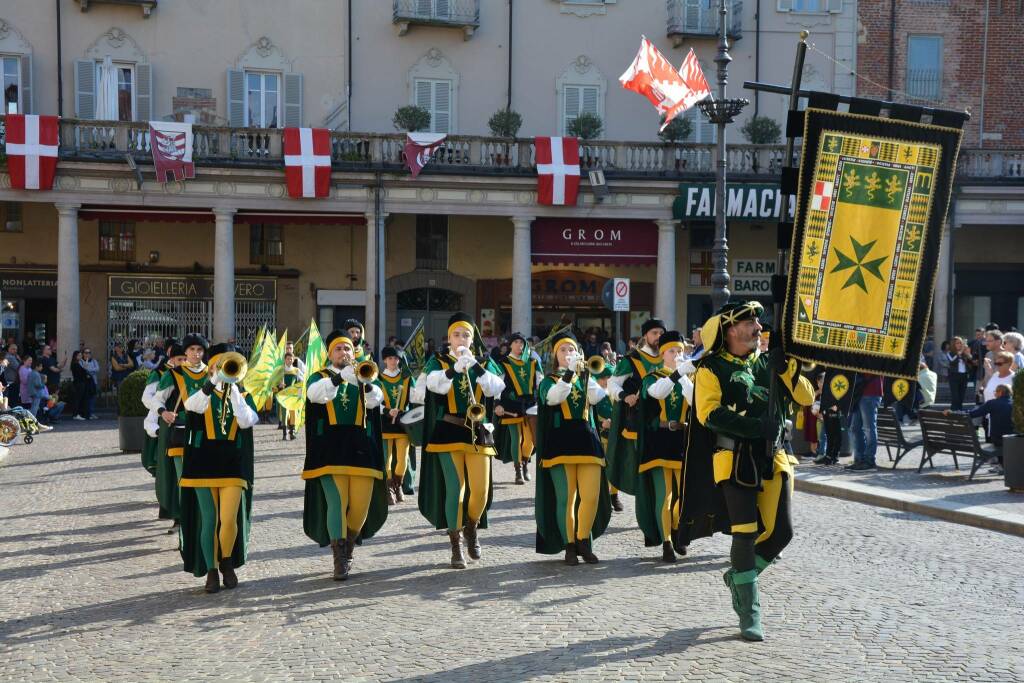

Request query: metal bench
[
  {"left": 917, "top": 409, "right": 999, "bottom": 480},
  {"left": 877, "top": 406, "right": 923, "bottom": 469}
]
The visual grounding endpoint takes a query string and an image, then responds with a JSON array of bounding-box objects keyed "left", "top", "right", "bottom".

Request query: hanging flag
[
  {"left": 535, "top": 136, "right": 580, "bottom": 206},
  {"left": 404, "top": 318, "right": 426, "bottom": 374},
  {"left": 619, "top": 39, "right": 711, "bottom": 131},
  {"left": 5, "top": 114, "right": 59, "bottom": 191},
  {"left": 404, "top": 132, "right": 448, "bottom": 179},
  {"left": 149, "top": 121, "right": 195, "bottom": 183},
  {"left": 283, "top": 127, "right": 332, "bottom": 198}
]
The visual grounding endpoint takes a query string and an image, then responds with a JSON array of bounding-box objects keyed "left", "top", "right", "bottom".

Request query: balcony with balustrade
[
  {"left": 393, "top": 0, "right": 480, "bottom": 40},
  {"left": 667, "top": 0, "right": 743, "bottom": 48}
]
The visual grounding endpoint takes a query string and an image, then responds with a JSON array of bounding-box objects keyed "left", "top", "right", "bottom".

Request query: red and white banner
[
  {"left": 5, "top": 114, "right": 59, "bottom": 191},
  {"left": 404, "top": 132, "right": 447, "bottom": 179},
  {"left": 535, "top": 136, "right": 580, "bottom": 206},
  {"left": 283, "top": 127, "right": 332, "bottom": 198},
  {"left": 619, "top": 38, "right": 711, "bottom": 131},
  {"left": 149, "top": 121, "right": 195, "bottom": 183}
]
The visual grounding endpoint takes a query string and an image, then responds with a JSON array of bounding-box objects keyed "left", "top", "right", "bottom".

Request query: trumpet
[
  {"left": 355, "top": 359, "right": 379, "bottom": 384},
  {"left": 580, "top": 355, "right": 605, "bottom": 376},
  {"left": 216, "top": 352, "right": 248, "bottom": 384}
]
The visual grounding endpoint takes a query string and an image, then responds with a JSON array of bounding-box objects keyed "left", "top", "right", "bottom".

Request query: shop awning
[
  {"left": 78, "top": 208, "right": 365, "bottom": 225},
  {"left": 530, "top": 218, "right": 658, "bottom": 266}
]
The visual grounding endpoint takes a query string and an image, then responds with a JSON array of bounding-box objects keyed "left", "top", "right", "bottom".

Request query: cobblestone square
[{"left": 1, "top": 422, "right": 1022, "bottom": 682}]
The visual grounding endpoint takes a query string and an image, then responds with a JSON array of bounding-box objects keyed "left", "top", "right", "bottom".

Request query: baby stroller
[{"left": 0, "top": 406, "right": 48, "bottom": 446}]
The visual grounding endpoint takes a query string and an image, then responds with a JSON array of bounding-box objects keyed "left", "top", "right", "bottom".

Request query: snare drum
[{"left": 399, "top": 406, "right": 425, "bottom": 447}]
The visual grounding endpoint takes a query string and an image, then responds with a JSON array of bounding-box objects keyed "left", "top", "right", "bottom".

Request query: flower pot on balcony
[
  {"left": 1002, "top": 434, "right": 1024, "bottom": 492},
  {"left": 119, "top": 416, "right": 146, "bottom": 453}
]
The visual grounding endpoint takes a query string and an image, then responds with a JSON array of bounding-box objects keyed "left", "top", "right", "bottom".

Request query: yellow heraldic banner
[{"left": 784, "top": 108, "right": 964, "bottom": 378}]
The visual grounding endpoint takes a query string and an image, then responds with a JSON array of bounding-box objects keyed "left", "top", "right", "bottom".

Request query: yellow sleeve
[
  {"left": 779, "top": 359, "right": 815, "bottom": 407},
  {"left": 694, "top": 367, "right": 722, "bottom": 427}
]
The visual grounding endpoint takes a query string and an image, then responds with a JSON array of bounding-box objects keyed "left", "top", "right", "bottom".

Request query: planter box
[
  {"left": 118, "top": 416, "right": 146, "bottom": 453},
  {"left": 1003, "top": 434, "right": 1024, "bottom": 492}
]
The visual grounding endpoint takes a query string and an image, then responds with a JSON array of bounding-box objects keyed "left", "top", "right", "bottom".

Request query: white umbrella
[{"left": 95, "top": 56, "right": 120, "bottom": 121}]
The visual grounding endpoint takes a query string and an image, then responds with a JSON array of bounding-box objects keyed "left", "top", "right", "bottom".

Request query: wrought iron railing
[
  {"left": 393, "top": 0, "right": 480, "bottom": 29},
  {"left": 667, "top": 0, "right": 743, "bottom": 40}
]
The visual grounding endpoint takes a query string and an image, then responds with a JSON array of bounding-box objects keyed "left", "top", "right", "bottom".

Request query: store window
[
  {"left": 907, "top": 36, "right": 942, "bottom": 101},
  {"left": 2, "top": 203, "right": 22, "bottom": 232},
  {"left": 99, "top": 221, "right": 135, "bottom": 261},
  {"left": 250, "top": 224, "right": 284, "bottom": 266},
  {"left": 396, "top": 288, "right": 463, "bottom": 311},
  {"left": 415, "top": 215, "right": 448, "bottom": 270}
]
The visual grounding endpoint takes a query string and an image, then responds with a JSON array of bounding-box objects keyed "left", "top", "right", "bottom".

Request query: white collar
[{"left": 383, "top": 367, "right": 401, "bottom": 377}]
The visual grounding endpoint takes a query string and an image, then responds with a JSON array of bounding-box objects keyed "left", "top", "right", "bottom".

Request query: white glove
[
  {"left": 340, "top": 365, "right": 357, "bottom": 384},
  {"left": 564, "top": 352, "right": 580, "bottom": 369},
  {"left": 462, "top": 353, "right": 479, "bottom": 370},
  {"left": 679, "top": 359, "right": 696, "bottom": 375}
]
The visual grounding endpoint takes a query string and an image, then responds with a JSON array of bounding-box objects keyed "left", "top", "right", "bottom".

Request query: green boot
[
  {"left": 732, "top": 569, "right": 764, "bottom": 642},
  {"left": 755, "top": 555, "right": 772, "bottom": 575},
  {"left": 723, "top": 569, "right": 741, "bottom": 612}
]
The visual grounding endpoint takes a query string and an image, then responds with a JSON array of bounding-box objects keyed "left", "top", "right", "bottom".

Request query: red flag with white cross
[
  {"left": 535, "top": 136, "right": 580, "bottom": 206},
  {"left": 283, "top": 127, "right": 332, "bottom": 198},
  {"left": 5, "top": 114, "right": 59, "bottom": 191}
]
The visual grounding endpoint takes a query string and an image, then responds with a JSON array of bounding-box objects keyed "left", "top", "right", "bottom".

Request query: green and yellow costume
[
  {"left": 154, "top": 362, "right": 208, "bottom": 524},
  {"left": 377, "top": 363, "right": 418, "bottom": 496},
  {"left": 495, "top": 352, "right": 539, "bottom": 476},
  {"left": 276, "top": 364, "right": 302, "bottom": 429},
  {"left": 140, "top": 367, "right": 164, "bottom": 477},
  {"left": 605, "top": 343, "right": 663, "bottom": 495}
]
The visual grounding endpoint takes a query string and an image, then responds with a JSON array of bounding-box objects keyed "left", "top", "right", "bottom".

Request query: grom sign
[
  {"left": 108, "top": 275, "right": 277, "bottom": 301},
  {"left": 673, "top": 183, "right": 796, "bottom": 222},
  {"left": 531, "top": 218, "right": 658, "bottom": 266}
]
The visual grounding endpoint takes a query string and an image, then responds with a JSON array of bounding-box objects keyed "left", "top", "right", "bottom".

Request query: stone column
[
  {"left": 56, "top": 203, "right": 81, "bottom": 376},
  {"left": 932, "top": 220, "right": 952, "bottom": 362},
  {"left": 365, "top": 210, "right": 388, "bottom": 346},
  {"left": 655, "top": 218, "right": 678, "bottom": 330},
  {"left": 511, "top": 216, "right": 534, "bottom": 336},
  {"left": 213, "top": 208, "right": 236, "bottom": 342}
]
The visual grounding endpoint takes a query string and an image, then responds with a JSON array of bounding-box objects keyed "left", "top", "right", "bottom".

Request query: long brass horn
[
  {"left": 356, "top": 359, "right": 379, "bottom": 384},
  {"left": 217, "top": 352, "right": 248, "bottom": 384},
  {"left": 586, "top": 355, "right": 606, "bottom": 375}
]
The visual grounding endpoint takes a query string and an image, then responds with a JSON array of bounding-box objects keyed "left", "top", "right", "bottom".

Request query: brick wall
[
  {"left": 171, "top": 87, "right": 218, "bottom": 125},
  {"left": 857, "top": 0, "right": 1024, "bottom": 147}
]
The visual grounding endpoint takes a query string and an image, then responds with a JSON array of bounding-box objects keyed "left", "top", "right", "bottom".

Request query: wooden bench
[
  {"left": 917, "top": 409, "right": 999, "bottom": 480},
  {"left": 877, "top": 406, "right": 923, "bottom": 469}
]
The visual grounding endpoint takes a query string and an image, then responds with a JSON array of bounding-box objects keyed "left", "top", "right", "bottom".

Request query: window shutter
[
  {"left": 777, "top": 0, "right": 793, "bottom": 11},
  {"left": 135, "top": 63, "right": 152, "bottom": 121},
  {"left": 416, "top": 0, "right": 432, "bottom": 14},
  {"left": 563, "top": 85, "right": 580, "bottom": 134},
  {"left": 433, "top": 80, "right": 451, "bottom": 133},
  {"left": 415, "top": 78, "right": 433, "bottom": 129},
  {"left": 19, "top": 55, "right": 32, "bottom": 114},
  {"left": 74, "top": 59, "right": 96, "bottom": 120},
  {"left": 435, "top": 0, "right": 450, "bottom": 17},
  {"left": 581, "top": 86, "right": 599, "bottom": 116},
  {"left": 284, "top": 72, "right": 303, "bottom": 127},
  {"left": 685, "top": 0, "right": 702, "bottom": 30},
  {"left": 227, "top": 69, "right": 245, "bottom": 127},
  {"left": 827, "top": 0, "right": 842, "bottom": 11}
]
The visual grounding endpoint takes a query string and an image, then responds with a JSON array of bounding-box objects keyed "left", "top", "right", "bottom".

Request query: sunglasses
[{"left": 994, "top": 361, "right": 1008, "bottom": 366}]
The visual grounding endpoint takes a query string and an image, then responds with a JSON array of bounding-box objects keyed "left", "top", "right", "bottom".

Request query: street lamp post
[{"left": 698, "top": 0, "right": 749, "bottom": 312}]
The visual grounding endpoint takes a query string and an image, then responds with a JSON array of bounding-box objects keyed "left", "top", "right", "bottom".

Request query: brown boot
[
  {"left": 392, "top": 475, "right": 405, "bottom": 503},
  {"left": 204, "top": 568, "right": 220, "bottom": 593},
  {"left": 330, "top": 539, "right": 348, "bottom": 581},
  {"left": 577, "top": 538, "right": 599, "bottom": 564},
  {"left": 219, "top": 557, "right": 239, "bottom": 588},
  {"left": 385, "top": 480, "right": 396, "bottom": 506},
  {"left": 610, "top": 493, "right": 624, "bottom": 512},
  {"left": 661, "top": 541, "right": 677, "bottom": 564},
  {"left": 522, "top": 460, "right": 531, "bottom": 482},
  {"left": 513, "top": 462, "right": 524, "bottom": 485},
  {"left": 448, "top": 530, "right": 467, "bottom": 569},
  {"left": 564, "top": 542, "right": 579, "bottom": 566},
  {"left": 463, "top": 521, "right": 481, "bottom": 560}
]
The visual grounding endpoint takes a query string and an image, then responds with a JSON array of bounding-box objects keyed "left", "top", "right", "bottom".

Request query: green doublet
[
  {"left": 141, "top": 369, "right": 163, "bottom": 475},
  {"left": 605, "top": 348, "right": 662, "bottom": 495},
  {"left": 495, "top": 357, "right": 538, "bottom": 464}
]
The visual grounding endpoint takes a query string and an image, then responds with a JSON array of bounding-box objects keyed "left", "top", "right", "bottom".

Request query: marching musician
[
  {"left": 343, "top": 318, "right": 374, "bottom": 363},
  {"left": 377, "top": 346, "right": 416, "bottom": 504},
  {"left": 534, "top": 332, "right": 612, "bottom": 566},
  {"left": 178, "top": 342, "right": 260, "bottom": 594},
  {"left": 494, "top": 332, "right": 541, "bottom": 485},
  {"left": 277, "top": 351, "right": 301, "bottom": 441},
  {"left": 419, "top": 312, "right": 505, "bottom": 569},
  {"left": 301, "top": 332, "right": 388, "bottom": 581},
  {"left": 637, "top": 331, "right": 694, "bottom": 563},
  {"left": 142, "top": 339, "right": 185, "bottom": 518}
]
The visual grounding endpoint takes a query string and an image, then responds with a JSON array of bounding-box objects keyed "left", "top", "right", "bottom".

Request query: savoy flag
[
  {"left": 5, "top": 114, "right": 59, "bottom": 190},
  {"left": 149, "top": 121, "right": 195, "bottom": 182},
  {"left": 283, "top": 127, "right": 332, "bottom": 198},
  {"left": 619, "top": 38, "right": 711, "bottom": 131},
  {"left": 535, "top": 136, "right": 580, "bottom": 206}
]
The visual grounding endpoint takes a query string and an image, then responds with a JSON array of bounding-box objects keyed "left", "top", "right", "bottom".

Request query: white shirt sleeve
[
  {"left": 230, "top": 385, "right": 259, "bottom": 429},
  {"left": 679, "top": 374, "right": 694, "bottom": 405},
  {"left": 476, "top": 369, "right": 505, "bottom": 398},
  {"left": 410, "top": 372, "right": 427, "bottom": 404},
  {"left": 141, "top": 380, "right": 160, "bottom": 411},
  {"left": 363, "top": 383, "right": 384, "bottom": 410},
  {"left": 153, "top": 384, "right": 175, "bottom": 410},
  {"left": 546, "top": 379, "right": 573, "bottom": 406},
  {"left": 426, "top": 370, "right": 453, "bottom": 395},
  {"left": 587, "top": 376, "right": 607, "bottom": 405},
  {"left": 606, "top": 374, "right": 625, "bottom": 402},
  {"left": 184, "top": 384, "right": 212, "bottom": 414},
  {"left": 307, "top": 375, "right": 339, "bottom": 404},
  {"left": 144, "top": 408, "right": 159, "bottom": 437},
  {"left": 647, "top": 376, "right": 676, "bottom": 400}
]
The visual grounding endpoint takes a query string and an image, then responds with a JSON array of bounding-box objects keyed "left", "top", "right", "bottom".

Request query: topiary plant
[
  {"left": 392, "top": 106, "right": 431, "bottom": 133},
  {"left": 658, "top": 116, "right": 693, "bottom": 143},
  {"left": 567, "top": 112, "right": 603, "bottom": 140},
  {"left": 488, "top": 109, "right": 523, "bottom": 138},
  {"left": 118, "top": 369, "right": 151, "bottom": 417},
  {"left": 1012, "top": 369, "right": 1024, "bottom": 433},
  {"left": 741, "top": 115, "right": 783, "bottom": 144}
]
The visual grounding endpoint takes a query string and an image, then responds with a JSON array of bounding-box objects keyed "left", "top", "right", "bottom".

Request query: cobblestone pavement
[{"left": 1, "top": 421, "right": 1022, "bottom": 682}]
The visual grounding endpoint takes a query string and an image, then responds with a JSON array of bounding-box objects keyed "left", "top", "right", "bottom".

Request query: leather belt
[{"left": 658, "top": 420, "right": 684, "bottom": 431}]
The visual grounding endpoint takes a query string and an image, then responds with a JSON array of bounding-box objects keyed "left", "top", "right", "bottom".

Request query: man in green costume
[
  {"left": 142, "top": 339, "right": 185, "bottom": 518},
  {"left": 302, "top": 331, "right": 388, "bottom": 581},
  {"left": 418, "top": 312, "right": 505, "bottom": 569},
  {"left": 179, "top": 342, "right": 259, "bottom": 594},
  {"left": 678, "top": 302, "right": 814, "bottom": 641},
  {"left": 376, "top": 345, "right": 417, "bottom": 504},
  {"left": 605, "top": 318, "right": 666, "bottom": 509},
  {"left": 494, "top": 332, "right": 540, "bottom": 485}
]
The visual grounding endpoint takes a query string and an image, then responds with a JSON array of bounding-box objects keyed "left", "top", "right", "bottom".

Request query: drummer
[
  {"left": 377, "top": 346, "right": 416, "bottom": 504},
  {"left": 495, "top": 332, "right": 541, "bottom": 485}
]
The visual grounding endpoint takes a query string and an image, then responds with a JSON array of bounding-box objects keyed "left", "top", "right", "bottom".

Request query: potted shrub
[
  {"left": 658, "top": 116, "right": 693, "bottom": 170},
  {"left": 1002, "top": 369, "right": 1024, "bottom": 491},
  {"left": 740, "top": 115, "right": 782, "bottom": 144},
  {"left": 567, "top": 112, "right": 603, "bottom": 140},
  {"left": 392, "top": 106, "right": 431, "bottom": 133},
  {"left": 488, "top": 109, "right": 522, "bottom": 165},
  {"left": 117, "top": 369, "right": 150, "bottom": 453}
]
